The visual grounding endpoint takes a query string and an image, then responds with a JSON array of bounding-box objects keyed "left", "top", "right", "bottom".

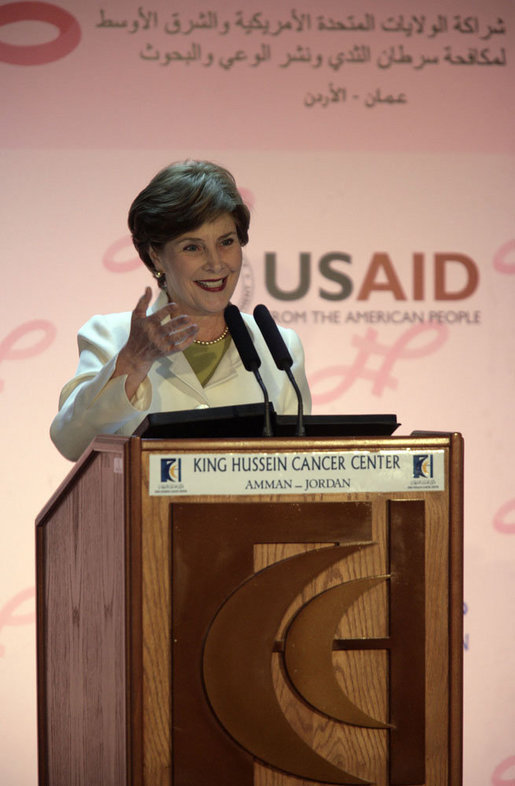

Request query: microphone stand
[
  {"left": 224, "top": 304, "right": 273, "bottom": 437},
  {"left": 253, "top": 304, "right": 306, "bottom": 437}
]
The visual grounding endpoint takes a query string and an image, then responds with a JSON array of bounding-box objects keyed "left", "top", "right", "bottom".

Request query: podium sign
[
  {"left": 148, "top": 448, "right": 446, "bottom": 496},
  {"left": 36, "top": 433, "right": 463, "bottom": 785}
]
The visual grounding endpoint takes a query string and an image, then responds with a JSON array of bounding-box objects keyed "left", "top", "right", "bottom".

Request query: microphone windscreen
[
  {"left": 224, "top": 304, "right": 261, "bottom": 371},
  {"left": 253, "top": 304, "right": 292, "bottom": 370}
]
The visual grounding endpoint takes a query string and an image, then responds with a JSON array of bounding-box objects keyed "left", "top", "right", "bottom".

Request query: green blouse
[{"left": 183, "top": 335, "right": 232, "bottom": 387}]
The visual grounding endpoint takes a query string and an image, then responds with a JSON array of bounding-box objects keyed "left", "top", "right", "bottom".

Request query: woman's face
[{"left": 150, "top": 213, "right": 243, "bottom": 318}]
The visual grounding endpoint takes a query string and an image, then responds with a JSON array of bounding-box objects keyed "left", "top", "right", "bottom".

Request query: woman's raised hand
[{"left": 114, "top": 287, "right": 198, "bottom": 398}]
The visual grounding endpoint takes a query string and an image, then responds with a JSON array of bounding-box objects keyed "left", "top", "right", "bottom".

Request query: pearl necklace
[{"left": 194, "top": 325, "right": 229, "bottom": 346}]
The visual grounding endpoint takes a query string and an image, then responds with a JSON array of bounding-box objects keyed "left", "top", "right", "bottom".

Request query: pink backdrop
[{"left": 1, "top": 1, "right": 514, "bottom": 783}]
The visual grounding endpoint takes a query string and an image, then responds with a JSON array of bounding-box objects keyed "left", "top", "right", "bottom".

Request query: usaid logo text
[
  {"left": 413, "top": 454, "right": 434, "bottom": 479},
  {"left": 161, "top": 458, "right": 182, "bottom": 483}
]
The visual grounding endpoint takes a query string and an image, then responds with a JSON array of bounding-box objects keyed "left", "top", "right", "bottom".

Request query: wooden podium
[{"left": 36, "top": 432, "right": 463, "bottom": 785}]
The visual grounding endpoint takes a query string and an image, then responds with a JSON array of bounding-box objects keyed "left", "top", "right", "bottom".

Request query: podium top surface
[{"left": 134, "top": 404, "right": 400, "bottom": 439}]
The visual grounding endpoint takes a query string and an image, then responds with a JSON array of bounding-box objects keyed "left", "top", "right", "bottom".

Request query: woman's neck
[{"left": 191, "top": 314, "right": 228, "bottom": 343}]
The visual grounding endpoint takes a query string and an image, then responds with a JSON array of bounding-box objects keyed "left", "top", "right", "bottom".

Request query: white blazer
[{"left": 50, "top": 293, "right": 311, "bottom": 461}]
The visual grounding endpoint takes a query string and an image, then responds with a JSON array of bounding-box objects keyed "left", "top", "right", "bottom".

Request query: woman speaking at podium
[{"left": 50, "top": 160, "right": 311, "bottom": 461}]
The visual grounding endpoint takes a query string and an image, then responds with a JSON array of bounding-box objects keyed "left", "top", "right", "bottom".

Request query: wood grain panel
[
  {"left": 140, "top": 487, "right": 173, "bottom": 785},
  {"left": 37, "top": 449, "right": 127, "bottom": 785}
]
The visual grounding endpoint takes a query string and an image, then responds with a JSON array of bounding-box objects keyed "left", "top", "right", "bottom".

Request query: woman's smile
[{"left": 195, "top": 276, "right": 228, "bottom": 292}]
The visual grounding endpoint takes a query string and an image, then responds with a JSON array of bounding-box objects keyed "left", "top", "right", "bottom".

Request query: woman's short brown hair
[{"left": 128, "top": 160, "right": 250, "bottom": 281}]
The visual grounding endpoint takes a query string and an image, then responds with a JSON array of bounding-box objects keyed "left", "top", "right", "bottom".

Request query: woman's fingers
[
  {"left": 153, "top": 300, "right": 182, "bottom": 323},
  {"left": 128, "top": 291, "right": 198, "bottom": 358},
  {"left": 152, "top": 304, "right": 199, "bottom": 348},
  {"left": 133, "top": 287, "right": 153, "bottom": 318},
  {"left": 166, "top": 326, "right": 198, "bottom": 343},
  {"left": 163, "top": 320, "right": 198, "bottom": 349},
  {"left": 166, "top": 313, "right": 197, "bottom": 332}
]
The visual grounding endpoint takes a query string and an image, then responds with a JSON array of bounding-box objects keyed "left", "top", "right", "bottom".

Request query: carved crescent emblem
[{"left": 203, "top": 544, "right": 388, "bottom": 784}]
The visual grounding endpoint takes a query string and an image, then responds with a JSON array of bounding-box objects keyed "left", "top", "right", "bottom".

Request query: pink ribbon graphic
[
  {"left": 0, "top": 319, "right": 56, "bottom": 392},
  {"left": 0, "top": 2, "right": 81, "bottom": 65},
  {"left": 103, "top": 236, "right": 141, "bottom": 273},
  {"left": 493, "top": 499, "right": 515, "bottom": 534},
  {"left": 492, "top": 756, "right": 515, "bottom": 785},
  {"left": 0, "top": 587, "right": 35, "bottom": 657},
  {"left": 238, "top": 187, "right": 255, "bottom": 210},
  {"left": 493, "top": 240, "right": 515, "bottom": 274},
  {"left": 310, "top": 323, "right": 449, "bottom": 404}
]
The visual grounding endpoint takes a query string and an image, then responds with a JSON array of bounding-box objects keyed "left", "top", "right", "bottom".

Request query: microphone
[
  {"left": 253, "top": 304, "right": 306, "bottom": 437},
  {"left": 224, "top": 304, "right": 273, "bottom": 437}
]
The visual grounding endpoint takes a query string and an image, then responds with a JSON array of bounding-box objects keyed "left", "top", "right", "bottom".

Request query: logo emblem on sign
[
  {"left": 413, "top": 454, "right": 434, "bottom": 479},
  {"left": 160, "top": 457, "right": 182, "bottom": 483}
]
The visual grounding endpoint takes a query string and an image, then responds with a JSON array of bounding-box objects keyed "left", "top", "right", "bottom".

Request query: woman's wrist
[{"left": 114, "top": 348, "right": 152, "bottom": 399}]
